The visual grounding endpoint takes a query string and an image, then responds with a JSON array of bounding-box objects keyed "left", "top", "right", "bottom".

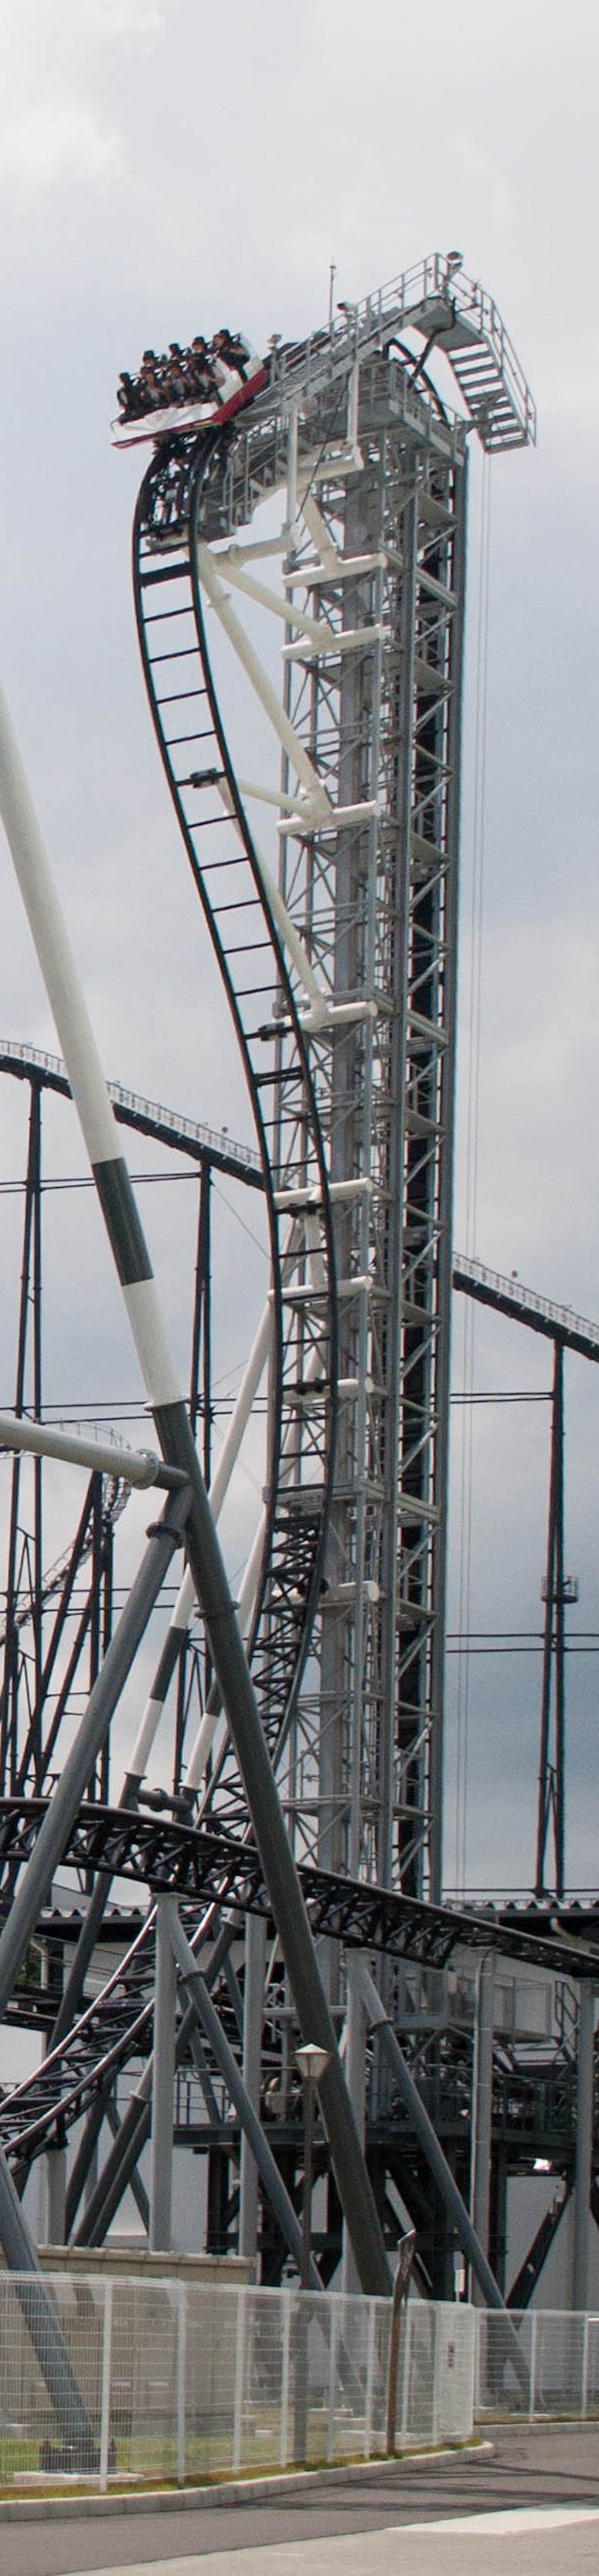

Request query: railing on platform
[{"left": 0, "top": 2274, "right": 474, "bottom": 2489}]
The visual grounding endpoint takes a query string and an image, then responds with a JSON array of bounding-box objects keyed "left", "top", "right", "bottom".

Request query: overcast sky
[{"left": 0, "top": 0, "right": 597, "bottom": 1896}]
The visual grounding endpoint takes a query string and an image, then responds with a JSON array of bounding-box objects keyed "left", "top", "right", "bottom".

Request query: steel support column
[
  {"left": 573, "top": 1981, "right": 595, "bottom": 2312},
  {"left": 470, "top": 1950, "right": 495, "bottom": 2301},
  {"left": 168, "top": 1906, "right": 321, "bottom": 2288},
  {"left": 239, "top": 1911, "right": 267, "bottom": 2265},
  {"left": 149, "top": 1895, "right": 179, "bottom": 2252},
  {"left": 536, "top": 1337, "right": 571, "bottom": 1896}
]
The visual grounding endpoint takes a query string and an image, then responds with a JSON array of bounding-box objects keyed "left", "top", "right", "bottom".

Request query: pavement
[{"left": 3, "top": 2424, "right": 599, "bottom": 2576}]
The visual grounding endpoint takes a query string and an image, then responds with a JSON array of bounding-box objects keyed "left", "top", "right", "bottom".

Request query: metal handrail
[
  {"left": 0, "top": 1037, "right": 260, "bottom": 1173},
  {"left": 454, "top": 1251, "right": 599, "bottom": 1354}
]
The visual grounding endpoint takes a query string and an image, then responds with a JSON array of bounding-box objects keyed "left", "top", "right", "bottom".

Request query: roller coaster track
[
  {"left": 1, "top": 1795, "right": 595, "bottom": 2174},
  {"left": 0, "top": 1037, "right": 262, "bottom": 1188},
  {"left": 0, "top": 262, "right": 539, "bottom": 2202},
  {"left": 133, "top": 435, "right": 339, "bottom": 1822},
  {"left": 0, "top": 1478, "right": 127, "bottom": 1651}
]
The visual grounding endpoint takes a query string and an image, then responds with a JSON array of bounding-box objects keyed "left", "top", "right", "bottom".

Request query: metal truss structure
[
  {"left": 4, "top": 259, "right": 595, "bottom": 2330},
  {"left": 132, "top": 254, "right": 535, "bottom": 1910}
]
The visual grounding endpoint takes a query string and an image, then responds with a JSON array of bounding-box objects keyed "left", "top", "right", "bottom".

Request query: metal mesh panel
[
  {"left": 0, "top": 2272, "right": 104, "bottom": 2480},
  {"left": 0, "top": 2271, "right": 478, "bottom": 2487},
  {"left": 475, "top": 2308, "right": 599, "bottom": 2423},
  {"left": 533, "top": 2312, "right": 587, "bottom": 2415},
  {"left": 434, "top": 2305, "right": 476, "bottom": 2440},
  {"left": 110, "top": 2279, "right": 179, "bottom": 2481},
  {"left": 586, "top": 2316, "right": 599, "bottom": 2413},
  {"left": 475, "top": 2308, "right": 533, "bottom": 2417}
]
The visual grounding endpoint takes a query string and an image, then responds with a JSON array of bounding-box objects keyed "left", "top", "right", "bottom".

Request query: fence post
[
  {"left": 176, "top": 2282, "right": 186, "bottom": 2487},
  {"left": 232, "top": 2287, "right": 247, "bottom": 2473},
  {"left": 385, "top": 2234, "right": 416, "bottom": 2454},
  {"left": 529, "top": 2310, "right": 538, "bottom": 2419},
  {"left": 99, "top": 2279, "right": 113, "bottom": 2491},
  {"left": 364, "top": 2300, "right": 376, "bottom": 2459},
  {"left": 326, "top": 2299, "right": 338, "bottom": 2462},
  {"left": 280, "top": 2292, "right": 291, "bottom": 2467},
  {"left": 474, "top": 2307, "right": 482, "bottom": 2416},
  {"left": 400, "top": 2302, "right": 411, "bottom": 2444},
  {"left": 431, "top": 2305, "right": 440, "bottom": 2445},
  {"left": 581, "top": 2312, "right": 590, "bottom": 2418}
]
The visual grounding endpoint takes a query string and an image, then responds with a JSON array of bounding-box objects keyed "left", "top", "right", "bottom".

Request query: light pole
[{"left": 295, "top": 2043, "right": 331, "bottom": 2290}]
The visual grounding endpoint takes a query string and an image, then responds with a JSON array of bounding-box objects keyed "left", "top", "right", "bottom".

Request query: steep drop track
[{"left": 133, "top": 427, "right": 338, "bottom": 1819}]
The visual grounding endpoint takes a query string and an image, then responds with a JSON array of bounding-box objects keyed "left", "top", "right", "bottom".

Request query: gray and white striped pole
[
  {"left": 0, "top": 678, "right": 390, "bottom": 2298},
  {"left": 127, "top": 1296, "right": 272, "bottom": 1796}
]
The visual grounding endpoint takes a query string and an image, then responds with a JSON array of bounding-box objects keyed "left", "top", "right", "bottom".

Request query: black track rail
[
  {"left": 2, "top": 1799, "right": 598, "bottom": 1976},
  {"left": 133, "top": 428, "right": 338, "bottom": 1815},
  {"left": 2, "top": 1780, "right": 596, "bottom": 2173}
]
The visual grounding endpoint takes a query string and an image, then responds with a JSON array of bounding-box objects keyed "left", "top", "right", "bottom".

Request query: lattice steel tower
[{"left": 133, "top": 257, "right": 536, "bottom": 1917}]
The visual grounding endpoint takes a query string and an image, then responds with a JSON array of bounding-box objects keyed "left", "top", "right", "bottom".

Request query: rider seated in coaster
[
  {"left": 210, "top": 327, "right": 252, "bottom": 402},
  {"left": 164, "top": 342, "right": 188, "bottom": 403},
  {"left": 138, "top": 352, "right": 164, "bottom": 409},
  {"left": 220, "top": 330, "right": 253, "bottom": 376},
  {"left": 189, "top": 335, "right": 219, "bottom": 400},
  {"left": 117, "top": 370, "right": 136, "bottom": 418}
]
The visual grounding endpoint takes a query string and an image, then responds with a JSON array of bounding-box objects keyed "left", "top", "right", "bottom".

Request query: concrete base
[{"left": 38, "top": 2244, "right": 254, "bottom": 2284}]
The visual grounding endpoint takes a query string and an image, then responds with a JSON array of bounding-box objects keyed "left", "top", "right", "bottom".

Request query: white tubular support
[
  {"left": 347, "top": 359, "right": 360, "bottom": 452},
  {"left": 281, "top": 625, "right": 383, "bottom": 665},
  {"left": 183, "top": 1506, "right": 266, "bottom": 1791},
  {"left": 0, "top": 1411, "right": 165, "bottom": 1489},
  {"left": 127, "top": 1687, "right": 172, "bottom": 1788},
  {"left": 209, "top": 1298, "right": 273, "bottom": 1523},
  {"left": 128, "top": 1296, "right": 274, "bottom": 1785},
  {"left": 197, "top": 543, "right": 332, "bottom": 822},
  {"left": 185, "top": 1220, "right": 328, "bottom": 1797},
  {"left": 209, "top": 550, "right": 335, "bottom": 652},
  {"left": 285, "top": 405, "right": 298, "bottom": 539},
  {"left": 0, "top": 682, "right": 181, "bottom": 1411},
  {"left": 0, "top": 688, "right": 118, "bottom": 1174},
  {"left": 299, "top": 492, "right": 342, "bottom": 572}
]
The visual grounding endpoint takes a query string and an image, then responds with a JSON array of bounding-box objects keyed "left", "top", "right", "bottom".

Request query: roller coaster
[{"left": 1, "top": 253, "right": 595, "bottom": 2321}]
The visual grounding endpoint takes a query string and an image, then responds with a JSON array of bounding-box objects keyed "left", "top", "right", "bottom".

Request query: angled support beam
[
  {"left": 150, "top": 1895, "right": 179, "bottom": 2252},
  {"left": 356, "top": 1960, "right": 528, "bottom": 2388},
  {"left": 168, "top": 1906, "right": 321, "bottom": 2288},
  {"left": 0, "top": 670, "right": 390, "bottom": 2299},
  {"left": 0, "top": 2151, "right": 93, "bottom": 2458},
  {"left": 105, "top": 2093, "right": 149, "bottom": 2234},
  {"left": 0, "top": 1485, "right": 190, "bottom": 2026},
  {"left": 197, "top": 543, "right": 332, "bottom": 825}
]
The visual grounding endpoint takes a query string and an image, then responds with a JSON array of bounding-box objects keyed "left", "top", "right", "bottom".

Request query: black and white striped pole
[{"left": 0, "top": 677, "right": 390, "bottom": 2299}]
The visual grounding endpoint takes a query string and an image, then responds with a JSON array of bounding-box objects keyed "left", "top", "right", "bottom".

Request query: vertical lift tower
[{"left": 132, "top": 257, "right": 536, "bottom": 2263}]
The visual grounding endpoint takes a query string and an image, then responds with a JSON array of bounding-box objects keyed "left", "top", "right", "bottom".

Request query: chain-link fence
[
  {"left": 0, "top": 2273, "right": 475, "bottom": 2489},
  {"left": 475, "top": 2308, "right": 599, "bottom": 2421}
]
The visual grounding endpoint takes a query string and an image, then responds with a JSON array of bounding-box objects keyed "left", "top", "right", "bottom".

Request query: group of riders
[{"left": 116, "top": 328, "right": 258, "bottom": 424}]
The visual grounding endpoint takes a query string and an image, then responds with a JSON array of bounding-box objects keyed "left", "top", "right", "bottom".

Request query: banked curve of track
[{"left": 132, "top": 420, "right": 338, "bottom": 1821}]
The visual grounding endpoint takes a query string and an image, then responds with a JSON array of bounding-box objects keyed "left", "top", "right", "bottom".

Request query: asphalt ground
[{"left": 3, "top": 2424, "right": 599, "bottom": 2576}]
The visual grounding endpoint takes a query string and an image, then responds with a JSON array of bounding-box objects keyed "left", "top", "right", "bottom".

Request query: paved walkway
[
  {"left": 26, "top": 2508, "right": 599, "bottom": 2576},
  {"left": 4, "top": 2425, "right": 599, "bottom": 2576}
]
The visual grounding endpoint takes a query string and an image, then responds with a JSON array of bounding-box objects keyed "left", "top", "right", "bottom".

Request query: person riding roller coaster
[{"left": 116, "top": 327, "right": 260, "bottom": 425}]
